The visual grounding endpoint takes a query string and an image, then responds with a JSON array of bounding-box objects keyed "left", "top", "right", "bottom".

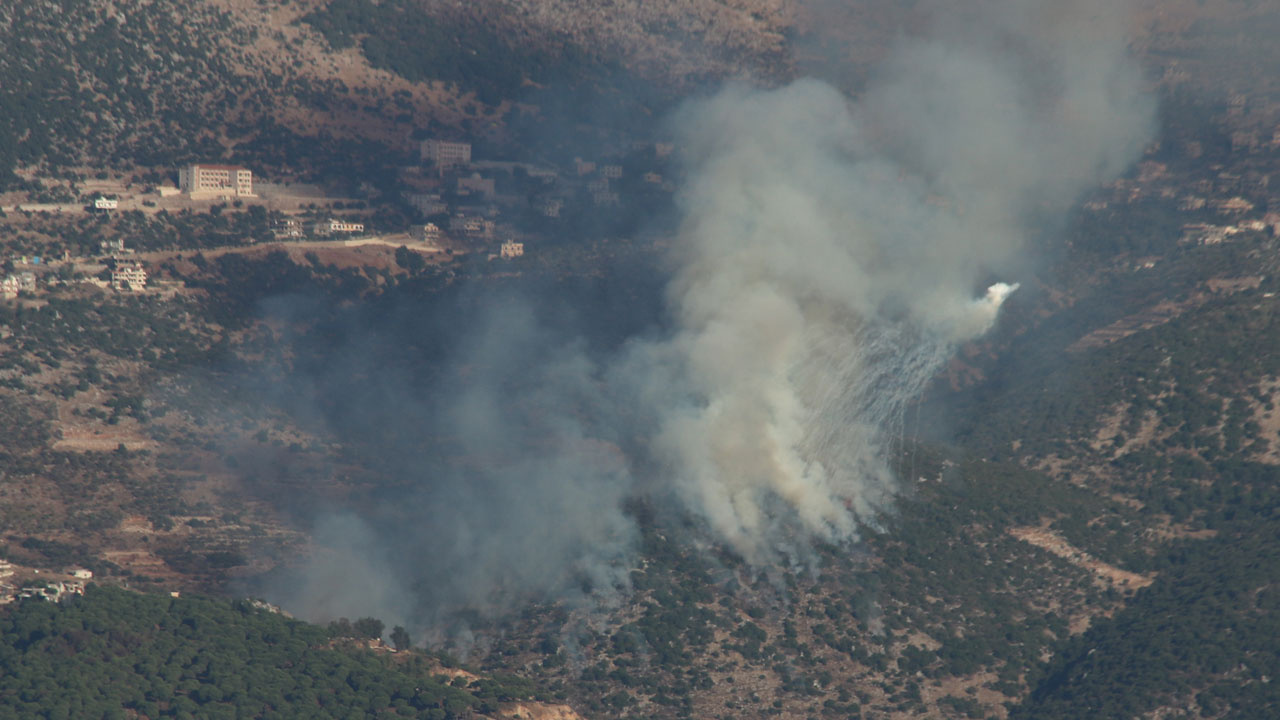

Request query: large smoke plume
[
  {"left": 635, "top": 0, "right": 1154, "bottom": 562},
  {"left": 264, "top": 0, "right": 1155, "bottom": 631}
]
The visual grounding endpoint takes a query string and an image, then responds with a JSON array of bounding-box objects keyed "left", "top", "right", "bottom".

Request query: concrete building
[
  {"left": 449, "top": 214, "right": 495, "bottom": 240},
  {"left": 420, "top": 139, "right": 472, "bottom": 168},
  {"left": 500, "top": 240, "right": 525, "bottom": 259},
  {"left": 1, "top": 272, "right": 36, "bottom": 298},
  {"left": 592, "top": 191, "right": 620, "bottom": 207},
  {"left": 273, "top": 218, "right": 304, "bottom": 239},
  {"left": 457, "top": 173, "right": 495, "bottom": 198},
  {"left": 409, "top": 223, "right": 444, "bottom": 243},
  {"left": 179, "top": 164, "right": 255, "bottom": 197},
  {"left": 601, "top": 164, "right": 623, "bottom": 179},
  {"left": 525, "top": 166, "right": 559, "bottom": 181},
  {"left": 2, "top": 276, "right": 22, "bottom": 299},
  {"left": 100, "top": 238, "right": 126, "bottom": 255},
  {"left": 112, "top": 263, "right": 147, "bottom": 291},
  {"left": 312, "top": 219, "right": 365, "bottom": 235},
  {"left": 93, "top": 197, "right": 119, "bottom": 210},
  {"left": 407, "top": 193, "right": 448, "bottom": 217}
]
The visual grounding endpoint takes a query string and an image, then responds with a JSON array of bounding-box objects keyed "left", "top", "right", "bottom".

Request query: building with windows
[
  {"left": 420, "top": 139, "right": 472, "bottom": 168},
  {"left": 407, "top": 193, "right": 448, "bottom": 217},
  {"left": 178, "top": 164, "right": 255, "bottom": 197},
  {"left": 93, "top": 197, "right": 119, "bottom": 210},
  {"left": 500, "top": 240, "right": 524, "bottom": 259},
  {"left": 449, "top": 214, "right": 495, "bottom": 240},
  {"left": 409, "top": 223, "right": 444, "bottom": 244},
  {"left": 273, "top": 218, "right": 304, "bottom": 239},
  {"left": 312, "top": 219, "right": 365, "bottom": 235},
  {"left": 112, "top": 263, "right": 147, "bottom": 291},
  {"left": 1, "top": 272, "right": 36, "bottom": 298}
]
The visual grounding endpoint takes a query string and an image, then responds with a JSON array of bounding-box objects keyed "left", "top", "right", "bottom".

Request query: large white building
[
  {"left": 420, "top": 139, "right": 472, "bottom": 168},
  {"left": 178, "top": 164, "right": 255, "bottom": 197}
]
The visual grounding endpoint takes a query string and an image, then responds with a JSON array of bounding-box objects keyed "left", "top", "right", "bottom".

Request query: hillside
[
  {"left": 2, "top": 1, "right": 1280, "bottom": 719},
  {"left": 0, "top": 585, "right": 574, "bottom": 719}
]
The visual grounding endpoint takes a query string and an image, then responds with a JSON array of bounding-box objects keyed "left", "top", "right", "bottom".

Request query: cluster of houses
[
  {"left": 1083, "top": 123, "right": 1280, "bottom": 251},
  {"left": 271, "top": 217, "right": 366, "bottom": 240},
  {"left": 1181, "top": 213, "right": 1280, "bottom": 246},
  {"left": 0, "top": 560, "right": 91, "bottom": 605},
  {"left": 399, "top": 136, "right": 676, "bottom": 255},
  {"left": 0, "top": 136, "right": 681, "bottom": 302}
]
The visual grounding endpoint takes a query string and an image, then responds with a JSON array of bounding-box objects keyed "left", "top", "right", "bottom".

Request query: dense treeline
[
  {"left": 1016, "top": 505, "right": 1280, "bottom": 718},
  {"left": 0, "top": 586, "right": 532, "bottom": 719},
  {"left": 0, "top": 1, "right": 251, "bottom": 179},
  {"left": 302, "top": 0, "right": 590, "bottom": 105}
]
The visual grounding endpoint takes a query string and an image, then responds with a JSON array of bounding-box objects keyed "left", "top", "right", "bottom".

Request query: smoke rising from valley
[
  {"left": 638, "top": 0, "right": 1155, "bottom": 561},
  {"left": 263, "top": 0, "right": 1155, "bottom": 632}
]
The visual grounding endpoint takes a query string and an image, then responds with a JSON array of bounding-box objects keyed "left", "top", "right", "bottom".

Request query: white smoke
[
  {"left": 259, "top": 0, "right": 1156, "bottom": 628},
  {"left": 631, "top": 0, "right": 1154, "bottom": 562}
]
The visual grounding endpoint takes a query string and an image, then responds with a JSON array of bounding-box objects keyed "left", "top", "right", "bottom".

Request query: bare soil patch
[{"left": 1008, "top": 524, "right": 1154, "bottom": 591}]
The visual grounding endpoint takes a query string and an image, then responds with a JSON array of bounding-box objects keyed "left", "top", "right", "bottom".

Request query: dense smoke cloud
[
  {"left": 264, "top": 0, "right": 1154, "bottom": 630},
  {"left": 635, "top": 0, "right": 1155, "bottom": 561}
]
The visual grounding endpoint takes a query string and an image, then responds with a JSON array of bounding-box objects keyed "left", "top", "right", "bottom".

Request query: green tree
[{"left": 390, "top": 626, "right": 411, "bottom": 651}]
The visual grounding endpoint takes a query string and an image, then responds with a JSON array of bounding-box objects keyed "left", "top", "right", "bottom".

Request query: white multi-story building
[
  {"left": 500, "top": 240, "right": 524, "bottom": 259},
  {"left": 312, "top": 219, "right": 365, "bottom": 235},
  {"left": 93, "top": 197, "right": 119, "bottom": 210},
  {"left": 112, "top": 263, "right": 147, "bottom": 291},
  {"left": 420, "top": 139, "right": 472, "bottom": 168},
  {"left": 178, "top": 164, "right": 255, "bottom": 197}
]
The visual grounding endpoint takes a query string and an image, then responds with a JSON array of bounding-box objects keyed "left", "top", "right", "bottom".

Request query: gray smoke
[
  {"left": 266, "top": 0, "right": 1154, "bottom": 629},
  {"left": 624, "top": 0, "right": 1153, "bottom": 562}
]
